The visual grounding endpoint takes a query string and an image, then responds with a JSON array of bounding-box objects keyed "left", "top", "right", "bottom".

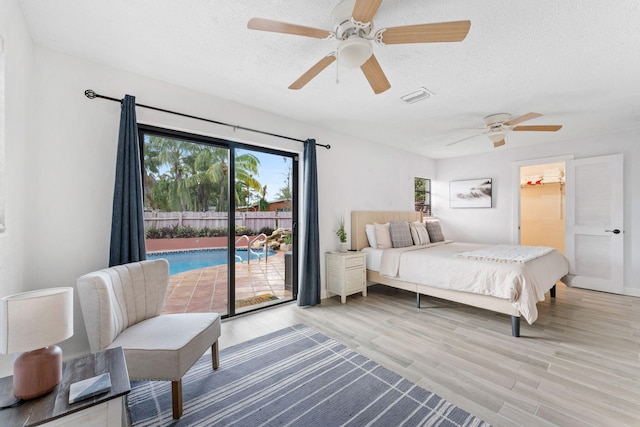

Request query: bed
[{"left": 350, "top": 211, "right": 570, "bottom": 337}]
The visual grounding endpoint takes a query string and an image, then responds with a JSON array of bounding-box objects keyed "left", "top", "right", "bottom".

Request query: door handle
[{"left": 605, "top": 229, "right": 621, "bottom": 234}]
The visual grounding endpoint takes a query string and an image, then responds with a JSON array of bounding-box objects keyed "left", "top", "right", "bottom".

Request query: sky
[{"left": 237, "top": 149, "right": 292, "bottom": 202}]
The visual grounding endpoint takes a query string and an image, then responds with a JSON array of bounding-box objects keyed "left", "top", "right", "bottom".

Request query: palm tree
[
  {"left": 144, "top": 138, "right": 264, "bottom": 213},
  {"left": 147, "top": 136, "right": 198, "bottom": 211},
  {"left": 234, "top": 152, "right": 262, "bottom": 207},
  {"left": 183, "top": 148, "right": 220, "bottom": 211},
  {"left": 258, "top": 185, "right": 269, "bottom": 211},
  {"left": 142, "top": 135, "right": 162, "bottom": 211}
]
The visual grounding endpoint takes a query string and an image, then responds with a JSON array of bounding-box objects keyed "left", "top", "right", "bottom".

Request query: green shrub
[{"left": 145, "top": 225, "right": 257, "bottom": 239}]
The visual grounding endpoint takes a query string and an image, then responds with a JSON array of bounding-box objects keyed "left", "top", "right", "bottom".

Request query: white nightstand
[{"left": 326, "top": 251, "right": 367, "bottom": 303}]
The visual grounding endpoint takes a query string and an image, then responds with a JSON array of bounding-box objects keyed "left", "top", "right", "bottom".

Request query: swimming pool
[{"left": 147, "top": 248, "right": 276, "bottom": 275}]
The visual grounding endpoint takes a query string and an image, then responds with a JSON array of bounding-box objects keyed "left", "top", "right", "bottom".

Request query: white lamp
[
  {"left": 337, "top": 37, "right": 373, "bottom": 68},
  {"left": 0, "top": 287, "right": 73, "bottom": 401}
]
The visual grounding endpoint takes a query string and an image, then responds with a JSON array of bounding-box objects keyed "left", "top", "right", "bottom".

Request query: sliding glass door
[
  {"left": 139, "top": 125, "right": 297, "bottom": 318},
  {"left": 232, "top": 149, "right": 297, "bottom": 313}
]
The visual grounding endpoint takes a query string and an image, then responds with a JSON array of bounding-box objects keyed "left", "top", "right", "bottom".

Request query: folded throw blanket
[{"left": 454, "top": 245, "right": 554, "bottom": 264}]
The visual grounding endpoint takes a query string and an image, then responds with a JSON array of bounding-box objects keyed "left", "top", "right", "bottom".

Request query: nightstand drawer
[{"left": 345, "top": 256, "right": 364, "bottom": 268}]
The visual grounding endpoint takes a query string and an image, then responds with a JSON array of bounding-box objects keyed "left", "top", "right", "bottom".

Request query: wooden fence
[{"left": 144, "top": 211, "right": 292, "bottom": 231}]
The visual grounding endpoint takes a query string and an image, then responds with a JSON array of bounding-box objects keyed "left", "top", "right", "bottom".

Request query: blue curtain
[
  {"left": 109, "top": 95, "right": 146, "bottom": 266},
  {"left": 298, "top": 139, "right": 321, "bottom": 306}
]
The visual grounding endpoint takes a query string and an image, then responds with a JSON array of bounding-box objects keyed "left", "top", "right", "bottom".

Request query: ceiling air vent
[{"left": 400, "top": 87, "right": 434, "bottom": 104}]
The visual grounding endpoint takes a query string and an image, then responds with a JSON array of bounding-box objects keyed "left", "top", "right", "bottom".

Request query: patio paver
[{"left": 162, "top": 250, "right": 292, "bottom": 315}]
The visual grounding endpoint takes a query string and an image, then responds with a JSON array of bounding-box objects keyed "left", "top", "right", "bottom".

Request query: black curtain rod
[{"left": 84, "top": 89, "right": 330, "bottom": 149}]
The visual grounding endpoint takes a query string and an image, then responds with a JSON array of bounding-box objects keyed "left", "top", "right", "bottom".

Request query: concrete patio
[{"left": 161, "top": 250, "right": 292, "bottom": 315}]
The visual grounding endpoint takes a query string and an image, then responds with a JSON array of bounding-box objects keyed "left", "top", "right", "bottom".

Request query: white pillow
[
  {"left": 365, "top": 223, "right": 377, "bottom": 248},
  {"left": 410, "top": 225, "right": 430, "bottom": 245},
  {"left": 374, "top": 222, "right": 392, "bottom": 249}
]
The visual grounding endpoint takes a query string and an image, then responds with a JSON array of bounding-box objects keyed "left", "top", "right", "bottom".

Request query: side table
[
  {"left": 0, "top": 346, "right": 130, "bottom": 426},
  {"left": 326, "top": 251, "right": 367, "bottom": 303}
]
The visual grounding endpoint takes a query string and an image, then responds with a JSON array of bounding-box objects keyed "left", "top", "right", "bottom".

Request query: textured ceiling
[{"left": 18, "top": 0, "right": 640, "bottom": 158}]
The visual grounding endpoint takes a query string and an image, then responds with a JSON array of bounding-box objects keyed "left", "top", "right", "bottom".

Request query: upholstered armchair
[{"left": 76, "top": 259, "right": 221, "bottom": 419}]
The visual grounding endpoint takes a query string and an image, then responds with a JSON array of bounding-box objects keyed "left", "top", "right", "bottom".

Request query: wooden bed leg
[
  {"left": 550, "top": 284, "right": 556, "bottom": 298},
  {"left": 511, "top": 316, "right": 521, "bottom": 337},
  {"left": 416, "top": 293, "right": 421, "bottom": 308}
]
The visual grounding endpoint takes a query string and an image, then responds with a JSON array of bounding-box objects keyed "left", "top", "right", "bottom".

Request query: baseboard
[{"left": 624, "top": 287, "right": 640, "bottom": 297}]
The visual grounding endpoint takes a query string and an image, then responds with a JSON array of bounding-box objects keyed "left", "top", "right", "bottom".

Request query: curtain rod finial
[{"left": 84, "top": 89, "right": 97, "bottom": 99}]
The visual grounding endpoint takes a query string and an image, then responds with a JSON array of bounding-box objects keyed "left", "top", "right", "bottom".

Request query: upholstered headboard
[{"left": 351, "top": 211, "right": 423, "bottom": 250}]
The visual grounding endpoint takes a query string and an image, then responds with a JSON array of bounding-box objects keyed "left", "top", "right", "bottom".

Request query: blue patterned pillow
[{"left": 389, "top": 220, "right": 413, "bottom": 248}]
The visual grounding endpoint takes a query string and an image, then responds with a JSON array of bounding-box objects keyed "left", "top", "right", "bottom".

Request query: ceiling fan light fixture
[
  {"left": 488, "top": 131, "right": 506, "bottom": 143},
  {"left": 337, "top": 37, "right": 373, "bottom": 68}
]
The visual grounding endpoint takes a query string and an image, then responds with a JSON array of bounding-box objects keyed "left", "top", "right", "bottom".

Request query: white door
[{"left": 565, "top": 154, "right": 624, "bottom": 293}]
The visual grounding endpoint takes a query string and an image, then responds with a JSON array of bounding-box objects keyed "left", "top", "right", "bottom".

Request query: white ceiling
[{"left": 18, "top": 0, "right": 640, "bottom": 159}]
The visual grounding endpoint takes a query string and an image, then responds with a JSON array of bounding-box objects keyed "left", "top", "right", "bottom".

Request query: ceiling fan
[
  {"left": 447, "top": 112, "right": 563, "bottom": 148},
  {"left": 247, "top": 0, "right": 471, "bottom": 94}
]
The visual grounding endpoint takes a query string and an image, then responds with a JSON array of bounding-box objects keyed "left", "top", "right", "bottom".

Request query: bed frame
[{"left": 350, "top": 211, "right": 556, "bottom": 337}]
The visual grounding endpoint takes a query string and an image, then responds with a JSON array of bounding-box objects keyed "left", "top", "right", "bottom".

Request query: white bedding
[
  {"left": 361, "top": 247, "right": 383, "bottom": 271},
  {"left": 378, "top": 242, "right": 569, "bottom": 324},
  {"left": 454, "top": 245, "right": 553, "bottom": 264}
]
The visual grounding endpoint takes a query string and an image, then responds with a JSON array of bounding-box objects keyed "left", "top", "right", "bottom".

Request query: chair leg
[
  {"left": 172, "top": 379, "right": 183, "bottom": 419},
  {"left": 211, "top": 341, "right": 219, "bottom": 370}
]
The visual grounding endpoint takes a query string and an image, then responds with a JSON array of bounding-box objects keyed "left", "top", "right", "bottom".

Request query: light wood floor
[{"left": 219, "top": 283, "right": 640, "bottom": 427}]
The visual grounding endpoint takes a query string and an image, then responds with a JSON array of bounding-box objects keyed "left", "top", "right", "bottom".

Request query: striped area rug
[{"left": 128, "top": 324, "right": 489, "bottom": 426}]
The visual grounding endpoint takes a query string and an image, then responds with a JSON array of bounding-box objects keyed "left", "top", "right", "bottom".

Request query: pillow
[
  {"left": 374, "top": 222, "right": 392, "bottom": 249},
  {"left": 364, "top": 224, "right": 377, "bottom": 248},
  {"left": 425, "top": 218, "right": 445, "bottom": 243},
  {"left": 389, "top": 220, "right": 413, "bottom": 248},
  {"left": 410, "top": 222, "right": 430, "bottom": 245},
  {"left": 365, "top": 223, "right": 377, "bottom": 248}
]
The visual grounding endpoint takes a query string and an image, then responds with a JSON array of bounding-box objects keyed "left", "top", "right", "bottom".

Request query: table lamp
[{"left": 0, "top": 287, "right": 73, "bottom": 401}]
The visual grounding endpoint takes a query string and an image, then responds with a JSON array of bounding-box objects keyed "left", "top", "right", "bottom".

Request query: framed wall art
[{"left": 449, "top": 178, "right": 492, "bottom": 208}]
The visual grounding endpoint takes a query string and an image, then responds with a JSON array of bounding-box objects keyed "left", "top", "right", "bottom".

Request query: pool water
[{"left": 147, "top": 248, "right": 275, "bottom": 275}]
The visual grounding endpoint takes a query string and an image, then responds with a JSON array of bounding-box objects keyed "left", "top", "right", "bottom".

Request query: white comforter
[{"left": 379, "top": 242, "right": 569, "bottom": 324}]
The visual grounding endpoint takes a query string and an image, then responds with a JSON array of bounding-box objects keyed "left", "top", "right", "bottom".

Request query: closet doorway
[{"left": 519, "top": 162, "right": 566, "bottom": 253}]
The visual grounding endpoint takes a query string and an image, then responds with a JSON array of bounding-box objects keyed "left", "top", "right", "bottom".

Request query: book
[{"left": 68, "top": 373, "right": 112, "bottom": 404}]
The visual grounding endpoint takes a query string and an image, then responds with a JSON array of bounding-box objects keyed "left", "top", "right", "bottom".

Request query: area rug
[
  {"left": 128, "top": 324, "right": 489, "bottom": 427},
  {"left": 234, "top": 293, "right": 278, "bottom": 308}
]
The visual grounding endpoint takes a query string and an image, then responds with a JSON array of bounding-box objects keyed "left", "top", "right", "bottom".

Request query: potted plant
[{"left": 336, "top": 215, "right": 348, "bottom": 252}]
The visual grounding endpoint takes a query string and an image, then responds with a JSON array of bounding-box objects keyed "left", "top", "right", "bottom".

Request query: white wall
[
  {"left": 10, "top": 0, "right": 636, "bottom": 375},
  {"left": 1, "top": 44, "right": 435, "bottom": 368},
  {"left": 434, "top": 132, "right": 640, "bottom": 295},
  {"left": 0, "top": 0, "right": 35, "bottom": 376}
]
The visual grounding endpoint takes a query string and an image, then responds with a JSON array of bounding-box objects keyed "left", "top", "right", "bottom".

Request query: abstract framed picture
[{"left": 449, "top": 178, "right": 492, "bottom": 208}]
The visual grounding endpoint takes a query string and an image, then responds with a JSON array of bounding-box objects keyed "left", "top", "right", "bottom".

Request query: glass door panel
[
  {"left": 140, "top": 125, "right": 297, "bottom": 318},
  {"left": 141, "top": 130, "right": 230, "bottom": 317},
  {"left": 233, "top": 149, "right": 296, "bottom": 313}
]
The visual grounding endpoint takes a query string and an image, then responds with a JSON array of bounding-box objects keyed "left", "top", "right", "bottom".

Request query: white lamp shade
[
  {"left": 337, "top": 37, "right": 373, "bottom": 68},
  {"left": 0, "top": 287, "right": 74, "bottom": 354},
  {"left": 488, "top": 131, "right": 506, "bottom": 143}
]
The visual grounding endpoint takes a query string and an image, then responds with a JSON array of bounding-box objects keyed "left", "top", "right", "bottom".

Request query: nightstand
[
  {"left": 0, "top": 347, "right": 130, "bottom": 426},
  {"left": 326, "top": 251, "right": 367, "bottom": 303}
]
